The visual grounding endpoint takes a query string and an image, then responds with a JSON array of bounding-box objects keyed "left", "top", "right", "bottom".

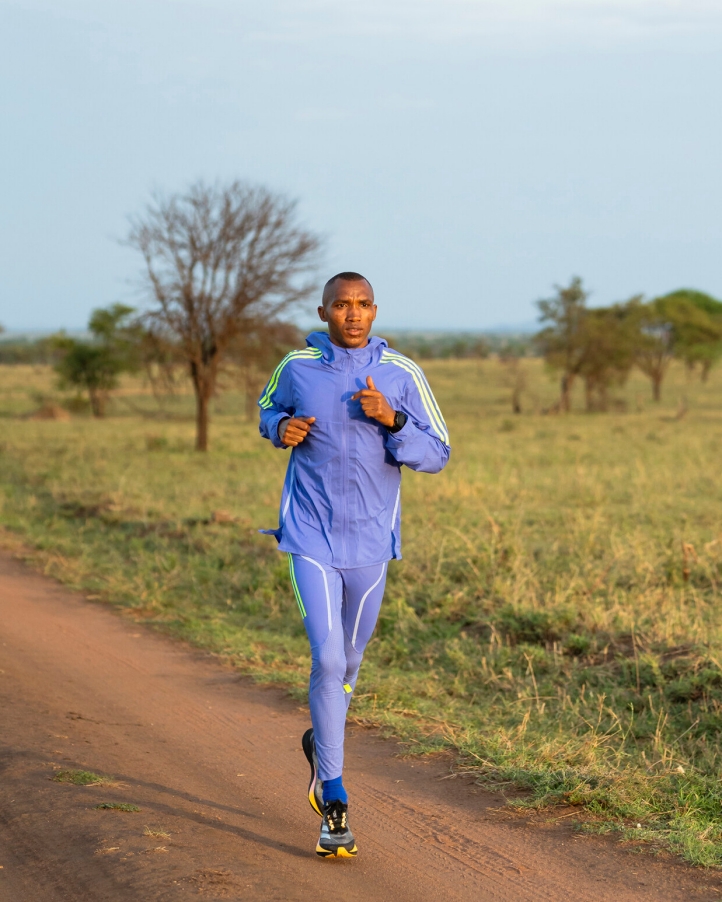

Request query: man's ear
[{"left": 317, "top": 305, "right": 328, "bottom": 322}]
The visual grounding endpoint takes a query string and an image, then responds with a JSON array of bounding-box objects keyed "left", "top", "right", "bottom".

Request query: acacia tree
[
  {"left": 631, "top": 295, "right": 722, "bottom": 401},
  {"left": 577, "top": 302, "right": 638, "bottom": 412},
  {"left": 54, "top": 303, "right": 140, "bottom": 417},
  {"left": 127, "top": 181, "right": 321, "bottom": 450},
  {"left": 656, "top": 290, "right": 722, "bottom": 382},
  {"left": 535, "top": 277, "right": 589, "bottom": 411}
]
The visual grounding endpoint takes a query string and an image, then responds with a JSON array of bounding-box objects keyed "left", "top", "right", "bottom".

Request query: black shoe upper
[{"left": 323, "top": 800, "right": 350, "bottom": 834}]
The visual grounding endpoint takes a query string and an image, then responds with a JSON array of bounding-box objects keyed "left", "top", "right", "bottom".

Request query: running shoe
[
  {"left": 316, "top": 800, "right": 357, "bottom": 858},
  {"left": 301, "top": 727, "right": 324, "bottom": 817}
]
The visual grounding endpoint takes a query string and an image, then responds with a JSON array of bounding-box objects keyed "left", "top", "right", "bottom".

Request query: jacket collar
[{"left": 305, "top": 331, "right": 388, "bottom": 367}]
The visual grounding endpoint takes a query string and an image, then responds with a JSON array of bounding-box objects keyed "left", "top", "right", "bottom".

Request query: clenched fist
[
  {"left": 351, "top": 376, "right": 395, "bottom": 428},
  {"left": 279, "top": 416, "right": 316, "bottom": 447}
]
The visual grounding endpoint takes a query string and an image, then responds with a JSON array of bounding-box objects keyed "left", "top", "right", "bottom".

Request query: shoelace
[{"left": 325, "top": 804, "right": 347, "bottom": 832}]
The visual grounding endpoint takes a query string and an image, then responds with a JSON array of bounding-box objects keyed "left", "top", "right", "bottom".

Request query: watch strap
[{"left": 388, "top": 410, "right": 408, "bottom": 434}]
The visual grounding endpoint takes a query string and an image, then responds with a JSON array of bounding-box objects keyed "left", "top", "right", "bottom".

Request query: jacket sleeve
[
  {"left": 258, "top": 357, "right": 295, "bottom": 449},
  {"left": 384, "top": 366, "right": 450, "bottom": 473}
]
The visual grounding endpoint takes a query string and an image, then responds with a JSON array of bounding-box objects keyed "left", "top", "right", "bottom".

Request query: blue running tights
[{"left": 289, "top": 554, "right": 388, "bottom": 782}]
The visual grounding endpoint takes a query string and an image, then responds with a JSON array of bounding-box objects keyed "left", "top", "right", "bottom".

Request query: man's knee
[
  {"left": 311, "top": 637, "right": 346, "bottom": 683},
  {"left": 312, "top": 658, "right": 345, "bottom": 683}
]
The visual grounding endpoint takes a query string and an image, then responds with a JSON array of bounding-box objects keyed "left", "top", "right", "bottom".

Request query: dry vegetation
[{"left": 1, "top": 357, "right": 721, "bottom": 865}]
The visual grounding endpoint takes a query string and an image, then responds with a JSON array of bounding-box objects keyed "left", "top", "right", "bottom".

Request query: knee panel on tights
[{"left": 311, "top": 623, "right": 347, "bottom": 683}]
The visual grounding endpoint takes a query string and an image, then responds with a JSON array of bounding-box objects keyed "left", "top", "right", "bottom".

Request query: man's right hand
[{"left": 279, "top": 416, "right": 316, "bottom": 447}]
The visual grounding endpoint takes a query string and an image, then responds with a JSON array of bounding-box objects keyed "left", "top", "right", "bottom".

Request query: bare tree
[{"left": 127, "top": 181, "right": 321, "bottom": 450}]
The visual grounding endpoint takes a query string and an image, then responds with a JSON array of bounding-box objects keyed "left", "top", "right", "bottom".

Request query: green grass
[
  {"left": 2, "top": 358, "right": 722, "bottom": 865},
  {"left": 94, "top": 803, "right": 141, "bottom": 812},
  {"left": 53, "top": 769, "right": 110, "bottom": 785}
]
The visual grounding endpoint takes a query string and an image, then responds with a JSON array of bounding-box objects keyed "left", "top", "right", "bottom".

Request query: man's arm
[
  {"left": 258, "top": 358, "right": 315, "bottom": 449},
  {"left": 351, "top": 373, "right": 450, "bottom": 474}
]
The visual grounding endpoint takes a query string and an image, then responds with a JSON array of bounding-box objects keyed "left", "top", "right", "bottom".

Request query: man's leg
[
  {"left": 288, "top": 554, "right": 346, "bottom": 783},
  {"left": 340, "top": 562, "right": 389, "bottom": 709},
  {"left": 291, "top": 554, "right": 359, "bottom": 857}
]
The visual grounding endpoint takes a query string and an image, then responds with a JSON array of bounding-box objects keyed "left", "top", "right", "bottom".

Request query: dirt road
[{"left": 0, "top": 551, "right": 718, "bottom": 901}]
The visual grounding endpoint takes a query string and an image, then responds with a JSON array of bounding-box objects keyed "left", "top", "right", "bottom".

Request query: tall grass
[{"left": 1, "top": 358, "right": 722, "bottom": 864}]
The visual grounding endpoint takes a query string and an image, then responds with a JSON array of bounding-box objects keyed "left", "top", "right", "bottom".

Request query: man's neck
[{"left": 329, "top": 336, "right": 369, "bottom": 349}]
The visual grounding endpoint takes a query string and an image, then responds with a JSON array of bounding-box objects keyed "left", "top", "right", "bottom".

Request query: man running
[{"left": 258, "top": 272, "right": 450, "bottom": 858}]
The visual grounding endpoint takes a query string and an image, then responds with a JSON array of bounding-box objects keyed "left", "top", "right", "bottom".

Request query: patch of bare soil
[{"left": 0, "top": 550, "right": 720, "bottom": 901}]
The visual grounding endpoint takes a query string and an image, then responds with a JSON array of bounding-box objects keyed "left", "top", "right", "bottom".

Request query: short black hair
[{"left": 324, "top": 271, "right": 372, "bottom": 293}]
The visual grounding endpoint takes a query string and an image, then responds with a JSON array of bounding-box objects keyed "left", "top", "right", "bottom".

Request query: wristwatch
[{"left": 388, "top": 410, "right": 408, "bottom": 434}]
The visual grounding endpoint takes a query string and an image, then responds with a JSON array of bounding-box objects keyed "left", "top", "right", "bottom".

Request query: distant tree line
[
  {"left": 382, "top": 332, "right": 537, "bottom": 361},
  {"left": 535, "top": 278, "right": 722, "bottom": 411},
  {"left": 2, "top": 181, "right": 720, "bottom": 439},
  {"left": 0, "top": 301, "right": 303, "bottom": 427},
  {"left": 385, "top": 333, "right": 492, "bottom": 360},
  {"left": 0, "top": 334, "right": 64, "bottom": 365}
]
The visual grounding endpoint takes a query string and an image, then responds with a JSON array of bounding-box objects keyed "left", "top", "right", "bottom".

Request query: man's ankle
[{"left": 322, "top": 775, "right": 348, "bottom": 805}]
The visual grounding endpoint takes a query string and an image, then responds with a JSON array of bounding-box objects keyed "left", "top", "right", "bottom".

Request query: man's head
[{"left": 318, "top": 272, "right": 376, "bottom": 349}]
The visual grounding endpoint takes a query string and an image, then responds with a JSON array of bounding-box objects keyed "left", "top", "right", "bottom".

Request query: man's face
[{"left": 318, "top": 279, "right": 377, "bottom": 349}]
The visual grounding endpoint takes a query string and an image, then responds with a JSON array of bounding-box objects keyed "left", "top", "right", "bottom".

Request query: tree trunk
[
  {"left": 652, "top": 372, "right": 662, "bottom": 402},
  {"left": 701, "top": 360, "right": 712, "bottom": 383},
  {"left": 88, "top": 388, "right": 105, "bottom": 418},
  {"left": 195, "top": 390, "right": 210, "bottom": 451},
  {"left": 560, "top": 373, "right": 573, "bottom": 412},
  {"left": 190, "top": 359, "right": 216, "bottom": 451}
]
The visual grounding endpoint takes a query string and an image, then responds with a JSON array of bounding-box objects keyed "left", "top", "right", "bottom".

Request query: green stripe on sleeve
[
  {"left": 381, "top": 352, "right": 449, "bottom": 445},
  {"left": 259, "top": 349, "right": 322, "bottom": 409}
]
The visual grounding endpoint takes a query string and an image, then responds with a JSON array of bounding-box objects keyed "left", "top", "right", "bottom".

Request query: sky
[{"left": 0, "top": 0, "right": 720, "bottom": 331}]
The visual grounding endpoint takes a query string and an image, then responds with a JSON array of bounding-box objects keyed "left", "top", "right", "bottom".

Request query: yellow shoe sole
[{"left": 316, "top": 843, "right": 358, "bottom": 858}]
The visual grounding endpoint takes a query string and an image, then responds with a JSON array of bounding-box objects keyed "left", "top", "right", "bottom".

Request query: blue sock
[{"left": 322, "top": 775, "right": 348, "bottom": 805}]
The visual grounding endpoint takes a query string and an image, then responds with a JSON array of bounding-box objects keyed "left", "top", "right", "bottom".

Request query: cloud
[
  {"left": 10, "top": 0, "right": 721, "bottom": 50},
  {"left": 244, "top": 0, "right": 722, "bottom": 47}
]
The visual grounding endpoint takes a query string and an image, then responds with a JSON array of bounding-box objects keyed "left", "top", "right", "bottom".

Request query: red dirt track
[{"left": 0, "top": 550, "right": 719, "bottom": 901}]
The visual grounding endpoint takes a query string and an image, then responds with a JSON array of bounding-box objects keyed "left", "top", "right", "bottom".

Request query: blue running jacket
[{"left": 258, "top": 331, "right": 450, "bottom": 569}]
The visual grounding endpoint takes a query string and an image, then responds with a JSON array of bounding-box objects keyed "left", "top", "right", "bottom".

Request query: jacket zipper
[{"left": 341, "top": 353, "right": 351, "bottom": 567}]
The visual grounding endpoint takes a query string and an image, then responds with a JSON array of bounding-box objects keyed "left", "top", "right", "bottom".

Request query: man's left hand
[{"left": 351, "top": 376, "right": 396, "bottom": 428}]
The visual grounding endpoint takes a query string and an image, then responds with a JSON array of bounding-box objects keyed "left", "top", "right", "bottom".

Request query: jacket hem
[{"left": 276, "top": 540, "right": 400, "bottom": 569}]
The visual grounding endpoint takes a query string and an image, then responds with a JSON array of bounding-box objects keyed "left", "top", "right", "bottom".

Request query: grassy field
[{"left": 2, "top": 357, "right": 722, "bottom": 865}]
